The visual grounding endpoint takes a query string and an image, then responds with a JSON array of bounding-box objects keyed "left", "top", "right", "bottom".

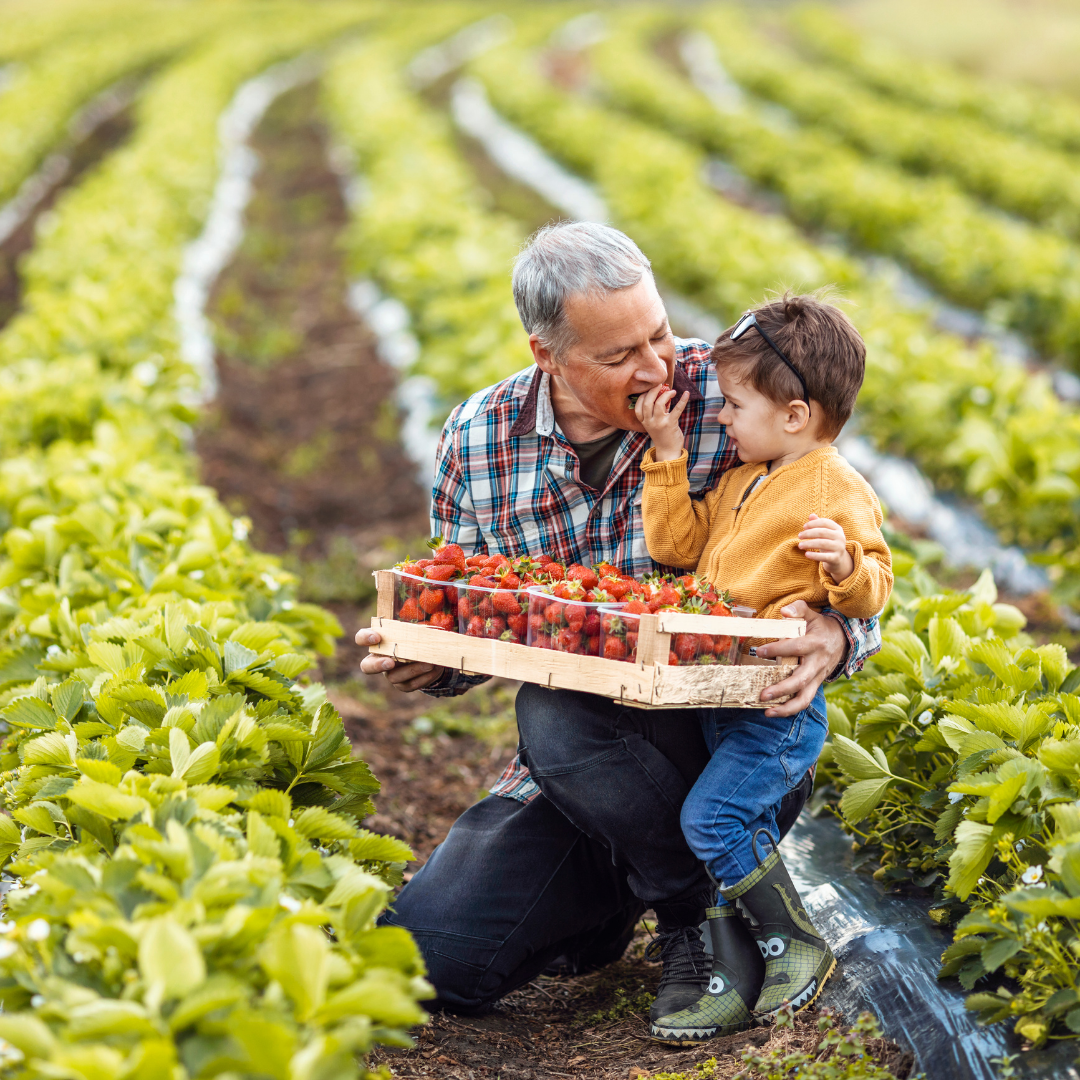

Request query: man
[{"left": 355, "top": 222, "right": 880, "bottom": 1039}]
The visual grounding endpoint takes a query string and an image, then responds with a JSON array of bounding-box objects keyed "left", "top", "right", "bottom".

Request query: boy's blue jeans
[{"left": 680, "top": 687, "right": 828, "bottom": 900}]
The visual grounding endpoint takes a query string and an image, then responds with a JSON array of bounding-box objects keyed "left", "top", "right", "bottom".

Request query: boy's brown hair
[{"left": 711, "top": 291, "right": 865, "bottom": 440}]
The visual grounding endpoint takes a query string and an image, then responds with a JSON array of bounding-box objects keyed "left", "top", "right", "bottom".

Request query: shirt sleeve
[
  {"left": 819, "top": 490, "right": 894, "bottom": 619},
  {"left": 640, "top": 448, "right": 717, "bottom": 570},
  {"left": 821, "top": 610, "right": 882, "bottom": 681},
  {"left": 430, "top": 415, "right": 484, "bottom": 552}
]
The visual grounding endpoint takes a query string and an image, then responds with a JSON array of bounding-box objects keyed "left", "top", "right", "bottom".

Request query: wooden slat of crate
[
  {"left": 368, "top": 616, "right": 659, "bottom": 703},
  {"left": 655, "top": 612, "right": 805, "bottom": 638}
]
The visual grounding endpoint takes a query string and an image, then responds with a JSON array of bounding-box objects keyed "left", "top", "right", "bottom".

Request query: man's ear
[
  {"left": 529, "top": 334, "right": 561, "bottom": 375},
  {"left": 783, "top": 400, "right": 811, "bottom": 434}
]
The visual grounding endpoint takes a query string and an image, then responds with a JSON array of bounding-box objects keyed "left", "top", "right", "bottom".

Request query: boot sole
[
  {"left": 649, "top": 1019, "right": 751, "bottom": 1046},
  {"left": 754, "top": 956, "right": 837, "bottom": 1022}
]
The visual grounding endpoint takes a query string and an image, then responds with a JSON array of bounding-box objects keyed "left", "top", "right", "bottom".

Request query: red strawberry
[
  {"left": 565, "top": 604, "right": 586, "bottom": 632},
  {"left": 469, "top": 575, "right": 498, "bottom": 589},
  {"left": 626, "top": 631, "right": 638, "bottom": 653},
  {"left": 710, "top": 601, "right": 733, "bottom": 617},
  {"left": 555, "top": 629, "right": 583, "bottom": 653},
  {"left": 429, "top": 612, "right": 455, "bottom": 631},
  {"left": 529, "top": 612, "right": 546, "bottom": 633},
  {"left": 583, "top": 612, "right": 601, "bottom": 637},
  {"left": 673, "top": 634, "right": 700, "bottom": 662},
  {"left": 544, "top": 602, "right": 565, "bottom": 624},
  {"left": 598, "top": 577, "right": 631, "bottom": 600},
  {"left": 497, "top": 570, "right": 522, "bottom": 590},
  {"left": 466, "top": 616, "right": 486, "bottom": 637},
  {"left": 656, "top": 584, "right": 681, "bottom": 607},
  {"left": 458, "top": 596, "right": 474, "bottom": 620},
  {"left": 398, "top": 597, "right": 421, "bottom": 623},
  {"left": 678, "top": 575, "right": 701, "bottom": 596},
  {"left": 466, "top": 554, "right": 488, "bottom": 568},
  {"left": 544, "top": 563, "right": 566, "bottom": 582},
  {"left": 484, "top": 616, "right": 507, "bottom": 638},
  {"left": 586, "top": 636, "right": 600, "bottom": 656},
  {"left": 604, "top": 637, "right": 627, "bottom": 660},
  {"left": 623, "top": 598, "right": 648, "bottom": 615},
  {"left": 485, "top": 554, "right": 510, "bottom": 571},
  {"left": 713, "top": 634, "right": 734, "bottom": 656},
  {"left": 668, "top": 650, "right": 680, "bottom": 666},
  {"left": 478, "top": 597, "right": 495, "bottom": 618},
  {"left": 416, "top": 558, "right": 434, "bottom": 569},
  {"left": 535, "top": 554, "right": 554, "bottom": 566},
  {"left": 593, "top": 561, "right": 623, "bottom": 579},
  {"left": 419, "top": 588, "right": 445, "bottom": 614},
  {"left": 601, "top": 613, "right": 624, "bottom": 634},
  {"left": 396, "top": 560, "right": 423, "bottom": 578},
  {"left": 429, "top": 538, "right": 466, "bottom": 574},
  {"left": 553, "top": 580, "right": 584, "bottom": 601},
  {"left": 508, "top": 614, "right": 528, "bottom": 640},
  {"left": 567, "top": 564, "right": 599, "bottom": 591},
  {"left": 493, "top": 590, "right": 523, "bottom": 615},
  {"left": 425, "top": 564, "right": 460, "bottom": 582}
]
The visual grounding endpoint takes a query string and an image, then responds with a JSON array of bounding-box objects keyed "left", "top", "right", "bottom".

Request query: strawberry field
[{"left": 2, "top": 2, "right": 1080, "bottom": 1078}]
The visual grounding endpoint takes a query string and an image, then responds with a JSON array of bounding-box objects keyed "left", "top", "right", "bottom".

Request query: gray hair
[{"left": 512, "top": 222, "right": 653, "bottom": 361}]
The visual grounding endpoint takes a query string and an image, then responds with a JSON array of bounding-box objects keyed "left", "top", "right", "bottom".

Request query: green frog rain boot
[
  {"left": 720, "top": 832, "right": 835, "bottom": 1019},
  {"left": 649, "top": 905, "right": 765, "bottom": 1044}
]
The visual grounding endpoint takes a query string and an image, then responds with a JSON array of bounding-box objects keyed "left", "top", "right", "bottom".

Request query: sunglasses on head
[{"left": 729, "top": 311, "right": 810, "bottom": 416}]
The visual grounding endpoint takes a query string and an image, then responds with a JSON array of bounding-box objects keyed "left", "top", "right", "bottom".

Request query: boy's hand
[
  {"left": 635, "top": 383, "right": 689, "bottom": 462},
  {"left": 798, "top": 514, "right": 855, "bottom": 583}
]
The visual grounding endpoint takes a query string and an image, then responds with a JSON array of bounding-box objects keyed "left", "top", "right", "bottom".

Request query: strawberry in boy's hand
[
  {"left": 798, "top": 513, "right": 855, "bottom": 584},
  {"left": 635, "top": 382, "right": 690, "bottom": 462}
]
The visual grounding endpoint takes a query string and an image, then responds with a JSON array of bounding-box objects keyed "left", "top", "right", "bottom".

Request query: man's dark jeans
[{"left": 383, "top": 685, "right": 811, "bottom": 1013}]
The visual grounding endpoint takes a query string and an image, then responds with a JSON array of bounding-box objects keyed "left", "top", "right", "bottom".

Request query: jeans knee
[{"left": 680, "top": 789, "right": 735, "bottom": 863}]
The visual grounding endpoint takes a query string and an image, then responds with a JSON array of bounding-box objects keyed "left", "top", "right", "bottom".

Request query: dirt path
[{"left": 196, "top": 82, "right": 429, "bottom": 562}]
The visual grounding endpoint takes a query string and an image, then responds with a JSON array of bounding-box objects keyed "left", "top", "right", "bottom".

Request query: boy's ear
[{"left": 783, "top": 400, "right": 811, "bottom": 434}]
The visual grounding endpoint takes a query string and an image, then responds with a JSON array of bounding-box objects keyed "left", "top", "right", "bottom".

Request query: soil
[
  {"left": 0, "top": 94, "right": 134, "bottom": 332},
  {"left": 195, "top": 81, "right": 429, "bottom": 558}
]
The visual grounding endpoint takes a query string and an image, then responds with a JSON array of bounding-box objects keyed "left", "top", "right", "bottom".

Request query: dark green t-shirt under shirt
[{"left": 570, "top": 428, "right": 625, "bottom": 492}]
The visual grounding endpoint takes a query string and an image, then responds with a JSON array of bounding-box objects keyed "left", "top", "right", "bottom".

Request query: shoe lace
[{"left": 644, "top": 926, "right": 709, "bottom": 990}]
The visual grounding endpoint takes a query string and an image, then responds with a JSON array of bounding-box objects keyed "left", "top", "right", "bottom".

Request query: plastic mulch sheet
[{"left": 780, "top": 814, "right": 1079, "bottom": 1080}]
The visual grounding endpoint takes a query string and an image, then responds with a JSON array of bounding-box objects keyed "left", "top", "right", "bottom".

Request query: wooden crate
[{"left": 367, "top": 571, "right": 804, "bottom": 708}]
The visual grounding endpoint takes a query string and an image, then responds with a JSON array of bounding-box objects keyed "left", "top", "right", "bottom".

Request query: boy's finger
[{"left": 668, "top": 391, "right": 691, "bottom": 418}]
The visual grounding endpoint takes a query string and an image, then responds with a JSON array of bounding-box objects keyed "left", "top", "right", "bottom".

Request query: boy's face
[{"left": 715, "top": 367, "right": 810, "bottom": 464}]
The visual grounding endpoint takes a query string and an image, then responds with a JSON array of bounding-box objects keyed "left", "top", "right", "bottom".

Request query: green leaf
[
  {"left": 66, "top": 779, "right": 148, "bottom": 822},
  {"left": 829, "top": 733, "right": 891, "bottom": 781},
  {"left": 22, "top": 730, "right": 76, "bottom": 767},
  {"left": 305, "top": 702, "right": 347, "bottom": 772},
  {"left": 316, "top": 969, "right": 426, "bottom": 1027},
  {"left": 259, "top": 922, "right": 329, "bottom": 1021},
  {"left": 980, "top": 937, "right": 1022, "bottom": 972},
  {"left": 139, "top": 916, "right": 206, "bottom": 999},
  {"left": 51, "top": 678, "right": 85, "bottom": 722},
  {"left": 947, "top": 821, "right": 1000, "bottom": 900},
  {"left": 223, "top": 639, "right": 258, "bottom": 675},
  {"left": 839, "top": 776, "right": 894, "bottom": 824},
  {"left": 4, "top": 695, "right": 58, "bottom": 731},
  {"left": 348, "top": 830, "right": 414, "bottom": 863},
  {"left": 293, "top": 806, "right": 359, "bottom": 841},
  {"left": 928, "top": 615, "right": 968, "bottom": 667},
  {"left": 985, "top": 773, "right": 1026, "bottom": 824},
  {"left": 1039, "top": 738, "right": 1080, "bottom": 775}
]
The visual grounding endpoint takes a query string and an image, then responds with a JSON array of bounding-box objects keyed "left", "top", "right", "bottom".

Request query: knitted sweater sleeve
[
  {"left": 640, "top": 448, "right": 721, "bottom": 570},
  {"left": 820, "top": 466, "right": 894, "bottom": 619}
]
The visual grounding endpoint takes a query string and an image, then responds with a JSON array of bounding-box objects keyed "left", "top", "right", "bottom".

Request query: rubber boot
[
  {"left": 721, "top": 841, "right": 835, "bottom": 1019},
  {"left": 649, "top": 905, "right": 765, "bottom": 1044},
  {"left": 645, "top": 925, "right": 710, "bottom": 1040}
]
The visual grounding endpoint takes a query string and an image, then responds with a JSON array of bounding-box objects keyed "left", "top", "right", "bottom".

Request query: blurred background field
[{"left": 5, "top": 1, "right": 1080, "bottom": 1077}]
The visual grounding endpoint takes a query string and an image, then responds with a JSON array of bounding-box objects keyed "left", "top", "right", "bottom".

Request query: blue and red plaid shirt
[{"left": 427, "top": 338, "right": 881, "bottom": 802}]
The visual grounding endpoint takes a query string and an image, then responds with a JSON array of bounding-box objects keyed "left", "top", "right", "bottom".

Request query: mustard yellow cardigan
[{"left": 641, "top": 446, "right": 892, "bottom": 619}]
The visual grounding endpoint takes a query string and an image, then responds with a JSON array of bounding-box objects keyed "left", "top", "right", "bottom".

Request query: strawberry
[
  {"left": 466, "top": 615, "right": 486, "bottom": 637},
  {"left": 586, "top": 636, "right": 600, "bottom": 656},
  {"left": 429, "top": 612, "right": 455, "bottom": 631},
  {"left": 626, "top": 631, "right": 638, "bottom": 653},
  {"left": 398, "top": 597, "right": 421, "bottom": 623},
  {"left": 710, "top": 601, "right": 733, "bottom": 617},
  {"left": 714, "top": 634, "right": 734, "bottom": 655},
  {"left": 485, "top": 554, "right": 510, "bottom": 572},
  {"left": 496, "top": 570, "right": 522, "bottom": 590},
  {"left": 419, "top": 587, "right": 446, "bottom": 615},
  {"left": 544, "top": 602, "right": 565, "bottom": 624},
  {"left": 566, "top": 564, "right": 599, "bottom": 591},
  {"left": 583, "top": 612, "right": 601, "bottom": 637},
  {"left": 555, "top": 629, "right": 583, "bottom": 653},
  {"left": 598, "top": 576, "right": 631, "bottom": 600},
  {"left": 656, "top": 584, "right": 681, "bottom": 608},
  {"left": 593, "top": 561, "right": 623, "bottom": 579},
  {"left": 544, "top": 563, "right": 566, "bottom": 582},
  {"left": 416, "top": 558, "right": 434, "bottom": 570},
  {"left": 535, "top": 554, "right": 554, "bottom": 566},
  {"left": 466, "top": 554, "right": 488, "bottom": 568},
  {"left": 673, "top": 634, "right": 701, "bottom": 663},
  {"left": 428, "top": 537, "right": 467, "bottom": 574},
  {"left": 565, "top": 604, "right": 586, "bottom": 632},
  {"left": 668, "top": 650, "right": 680, "bottom": 666},
  {"left": 477, "top": 597, "right": 495, "bottom": 618},
  {"left": 678, "top": 574, "right": 702, "bottom": 596},
  {"left": 529, "top": 612, "right": 547, "bottom": 633},
  {"left": 508, "top": 614, "right": 528, "bottom": 640},
  {"left": 604, "top": 637, "right": 627, "bottom": 660},
  {"left": 601, "top": 613, "right": 624, "bottom": 635},
  {"left": 425, "top": 564, "right": 460, "bottom": 582},
  {"left": 493, "top": 589, "right": 523, "bottom": 615},
  {"left": 458, "top": 596, "right": 474, "bottom": 621},
  {"left": 484, "top": 616, "right": 507, "bottom": 638},
  {"left": 468, "top": 575, "right": 498, "bottom": 589},
  {"left": 553, "top": 580, "right": 584, "bottom": 601},
  {"left": 623, "top": 598, "right": 649, "bottom": 615},
  {"left": 396, "top": 560, "right": 423, "bottom": 578}
]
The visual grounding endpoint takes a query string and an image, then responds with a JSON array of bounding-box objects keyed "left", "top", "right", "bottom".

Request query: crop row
[
  {"left": 695, "top": 9, "right": 1080, "bottom": 240},
  {"left": 0, "top": 7, "right": 245, "bottom": 209},
  {"left": 0, "top": 8, "right": 433, "bottom": 1078},
  {"left": 0, "top": 0, "right": 152, "bottom": 64},
  {"left": 789, "top": 5, "right": 1080, "bottom": 157},
  {"left": 606, "top": 10, "right": 1080, "bottom": 370},
  {"left": 468, "top": 31, "right": 1080, "bottom": 605},
  {"left": 322, "top": 13, "right": 533, "bottom": 409}
]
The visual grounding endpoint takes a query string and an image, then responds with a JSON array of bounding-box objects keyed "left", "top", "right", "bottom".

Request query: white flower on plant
[
  {"left": 0, "top": 922, "right": 15, "bottom": 935},
  {"left": 1021, "top": 865, "right": 1044, "bottom": 885},
  {"left": 189, "top": 570, "right": 204, "bottom": 581},
  {"left": 948, "top": 792, "right": 964, "bottom": 804},
  {"left": 917, "top": 710, "right": 933, "bottom": 725},
  {"left": 278, "top": 895, "right": 301, "bottom": 913},
  {"left": 232, "top": 518, "right": 250, "bottom": 541},
  {"left": 30, "top": 995, "right": 43, "bottom": 1007},
  {"left": 26, "top": 919, "right": 49, "bottom": 942},
  {"left": 45, "top": 644, "right": 61, "bottom": 657},
  {"left": 260, "top": 572, "right": 281, "bottom": 593},
  {"left": 1015, "top": 841, "right": 1025, "bottom": 852},
  {"left": 281, "top": 600, "right": 294, "bottom": 610},
  {"left": 0, "top": 941, "right": 17, "bottom": 960}
]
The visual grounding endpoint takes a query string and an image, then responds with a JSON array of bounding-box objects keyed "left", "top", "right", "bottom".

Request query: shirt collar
[{"left": 507, "top": 361, "right": 704, "bottom": 439}]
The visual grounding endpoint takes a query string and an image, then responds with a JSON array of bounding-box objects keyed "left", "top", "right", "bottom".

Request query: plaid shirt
[{"left": 427, "top": 338, "right": 881, "bottom": 802}]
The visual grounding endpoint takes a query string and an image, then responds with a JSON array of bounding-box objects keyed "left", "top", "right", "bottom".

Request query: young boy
[{"left": 636, "top": 293, "right": 892, "bottom": 1043}]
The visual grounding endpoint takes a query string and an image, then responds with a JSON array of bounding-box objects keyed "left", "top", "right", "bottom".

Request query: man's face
[{"left": 531, "top": 276, "right": 675, "bottom": 433}]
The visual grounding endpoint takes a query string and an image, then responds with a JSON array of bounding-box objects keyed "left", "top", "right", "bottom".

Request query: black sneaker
[{"left": 645, "top": 925, "right": 710, "bottom": 1040}]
